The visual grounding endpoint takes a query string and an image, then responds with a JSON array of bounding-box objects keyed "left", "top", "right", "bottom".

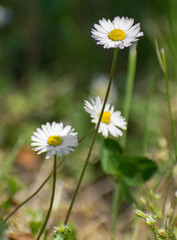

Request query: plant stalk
[
  {"left": 64, "top": 48, "right": 119, "bottom": 225},
  {"left": 161, "top": 49, "right": 177, "bottom": 160},
  {"left": 120, "top": 43, "right": 137, "bottom": 149},
  {"left": 36, "top": 154, "right": 57, "bottom": 240},
  {"left": 1, "top": 129, "right": 93, "bottom": 226},
  {"left": 111, "top": 182, "right": 122, "bottom": 240},
  {"left": 142, "top": 74, "right": 155, "bottom": 153}
]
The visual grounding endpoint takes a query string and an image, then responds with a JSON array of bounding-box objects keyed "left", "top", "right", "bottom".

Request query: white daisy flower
[
  {"left": 91, "top": 16, "right": 144, "bottom": 49},
  {"left": 84, "top": 96, "right": 127, "bottom": 138},
  {"left": 31, "top": 122, "right": 78, "bottom": 159}
]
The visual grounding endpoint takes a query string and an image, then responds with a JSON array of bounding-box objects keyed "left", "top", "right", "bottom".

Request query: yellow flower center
[
  {"left": 108, "top": 29, "right": 126, "bottom": 41},
  {"left": 100, "top": 111, "right": 111, "bottom": 124},
  {"left": 47, "top": 135, "right": 62, "bottom": 146}
]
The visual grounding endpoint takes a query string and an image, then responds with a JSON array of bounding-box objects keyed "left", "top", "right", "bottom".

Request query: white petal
[
  {"left": 93, "top": 24, "right": 107, "bottom": 34},
  {"left": 101, "top": 124, "right": 109, "bottom": 138},
  {"left": 99, "top": 18, "right": 113, "bottom": 32},
  {"left": 84, "top": 96, "right": 127, "bottom": 138},
  {"left": 91, "top": 16, "right": 143, "bottom": 49},
  {"left": 108, "top": 124, "right": 123, "bottom": 137},
  {"left": 31, "top": 121, "right": 78, "bottom": 158}
]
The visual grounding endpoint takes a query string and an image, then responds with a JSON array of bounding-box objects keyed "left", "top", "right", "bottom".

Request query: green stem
[
  {"left": 64, "top": 48, "right": 119, "bottom": 225},
  {"left": 169, "top": 193, "right": 177, "bottom": 226},
  {"left": 36, "top": 155, "right": 57, "bottom": 240},
  {"left": 156, "top": 42, "right": 177, "bottom": 159},
  {"left": 142, "top": 74, "right": 155, "bottom": 153},
  {"left": 111, "top": 182, "right": 122, "bottom": 240},
  {"left": 161, "top": 49, "right": 177, "bottom": 160},
  {"left": 1, "top": 130, "right": 93, "bottom": 226},
  {"left": 150, "top": 226, "right": 158, "bottom": 240},
  {"left": 162, "top": 169, "right": 173, "bottom": 217},
  {"left": 155, "top": 44, "right": 177, "bottom": 222},
  {"left": 120, "top": 43, "right": 137, "bottom": 149},
  {"left": 2, "top": 174, "right": 51, "bottom": 225}
]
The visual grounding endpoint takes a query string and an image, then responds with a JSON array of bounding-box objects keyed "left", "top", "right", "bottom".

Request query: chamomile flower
[
  {"left": 91, "top": 16, "right": 144, "bottom": 49},
  {"left": 84, "top": 96, "right": 127, "bottom": 138},
  {"left": 31, "top": 122, "right": 78, "bottom": 159}
]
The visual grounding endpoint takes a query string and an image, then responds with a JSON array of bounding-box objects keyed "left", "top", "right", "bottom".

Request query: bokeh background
[{"left": 1, "top": 0, "right": 177, "bottom": 239}]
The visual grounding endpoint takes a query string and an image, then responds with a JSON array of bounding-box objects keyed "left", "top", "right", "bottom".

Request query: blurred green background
[
  {"left": 1, "top": 0, "right": 177, "bottom": 143},
  {"left": 0, "top": 0, "right": 177, "bottom": 182}
]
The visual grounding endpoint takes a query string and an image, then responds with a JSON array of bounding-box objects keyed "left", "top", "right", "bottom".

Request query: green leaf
[
  {"left": 116, "top": 156, "right": 158, "bottom": 186},
  {"left": 100, "top": 138, "right": 123, "bottom": 175},
  {"left": 100, "top": 139, "right": 158, "bottom": 186}
]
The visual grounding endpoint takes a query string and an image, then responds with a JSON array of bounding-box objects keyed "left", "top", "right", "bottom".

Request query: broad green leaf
[
  {"left": 100, "top": 138, "right": 123, "bottom": 175},
  {"left": 116, "top": 156, "right": 158, "bottom": 186},
  {"left": 100, "top": 139, "right": 158, "bottom": 186}
]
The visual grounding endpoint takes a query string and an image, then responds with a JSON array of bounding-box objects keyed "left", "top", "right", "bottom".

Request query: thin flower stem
[
  {"left": 36, "top": 154, "right": 57, "bottom": 240},
  {"left": 155, "top": 43, "right": 177, "bottom": 223},
  {"left": 2, "top": 174, "right": 51, "bottom": 225},
  {"left": 111, "top": 45, "right": 137, "bottom": 240},
  {"left": 169, "top": 194, "right": 177, "bottom": 226},
  {"left": 120, "top": 44, "right": 137, "bottom": 149},
  {"left": 150, "top": 226, "right": 158, "bottom": 240},
  {"left": 161, "top": 49, "right": 177, "bottom": 160},
  {"left": 1, "top": 129, "right": 93, "bottom": 226},
  {"left": 152, "top": 150, "right": 174, "bottom": 192},
  {"left": 64, "top": 48, "right": 119, "bottom": 225},
  {"left": 111, "top": 182, "right": 122, "bottom": 240},
  {"left": 78, "top": 128, "right": 94, "bottom": 143},
  {"left": 142, "top": 74, "right": 155, "bottom": 153},
  {"left": 155, "top": 42, "right": 177, "bottom": 159},
  {"left": 162, "top": 169, "right": 173, "bottom": 217}
]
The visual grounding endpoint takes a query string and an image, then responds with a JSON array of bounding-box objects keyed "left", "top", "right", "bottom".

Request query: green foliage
[
  {"left": 100, "top": 138, "right": 158, "bottom": 206},
  {"left": 7, "top": 176, "right": 22, "bottom": 195},
  {"left": 100, "top": 138, "right": 158, "bottom": 186},
  {"left": 100, "top": 138, "right": 123, "bottom": 175},
  {"left": 26, "top": 208, "right": 44, "bottom": 236},
  {"left": 52, "top": 223, "right": 77, "bottom": 240},
  {"left": 116, "top": 173, "right": 133, "bottom": 204},
  {"left": 1, "top": 176, "right": 23, "bottom": 211},
  {"left": 115, "top": 155, "right": 158, "bottom": 186},
  {"left": 135, "top": 209, "right": 176, "bottom": 240},
  {"left": 0, "top": 139, "right": 22, "bottom": 183},
  {"left": 0, "top": 219, "right": 8, "bottom": 240}
]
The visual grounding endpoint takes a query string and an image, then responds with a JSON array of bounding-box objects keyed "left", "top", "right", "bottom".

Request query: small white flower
[
  {"left": 145, "top": 213, "right": 157, "bottom": 225},
  {"left": 31, "top": 122, "right": 78, "bottom": 159},
  {"left": 84, "top": 96, "right": 127, "bottom": 138},
  {"left": 91, "top": 16, "right": 144, "bottom": 49}
]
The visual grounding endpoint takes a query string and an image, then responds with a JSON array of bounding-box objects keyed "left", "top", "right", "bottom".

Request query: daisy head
[
  {"left": 84, "top": 96, "right": 127, "bottom": 138},
  {"left": 31, "top": 122, "right": 78, "bottom": 159},
  {"left": 91, "top": 16, "right": 144, "bottom": 49}
]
